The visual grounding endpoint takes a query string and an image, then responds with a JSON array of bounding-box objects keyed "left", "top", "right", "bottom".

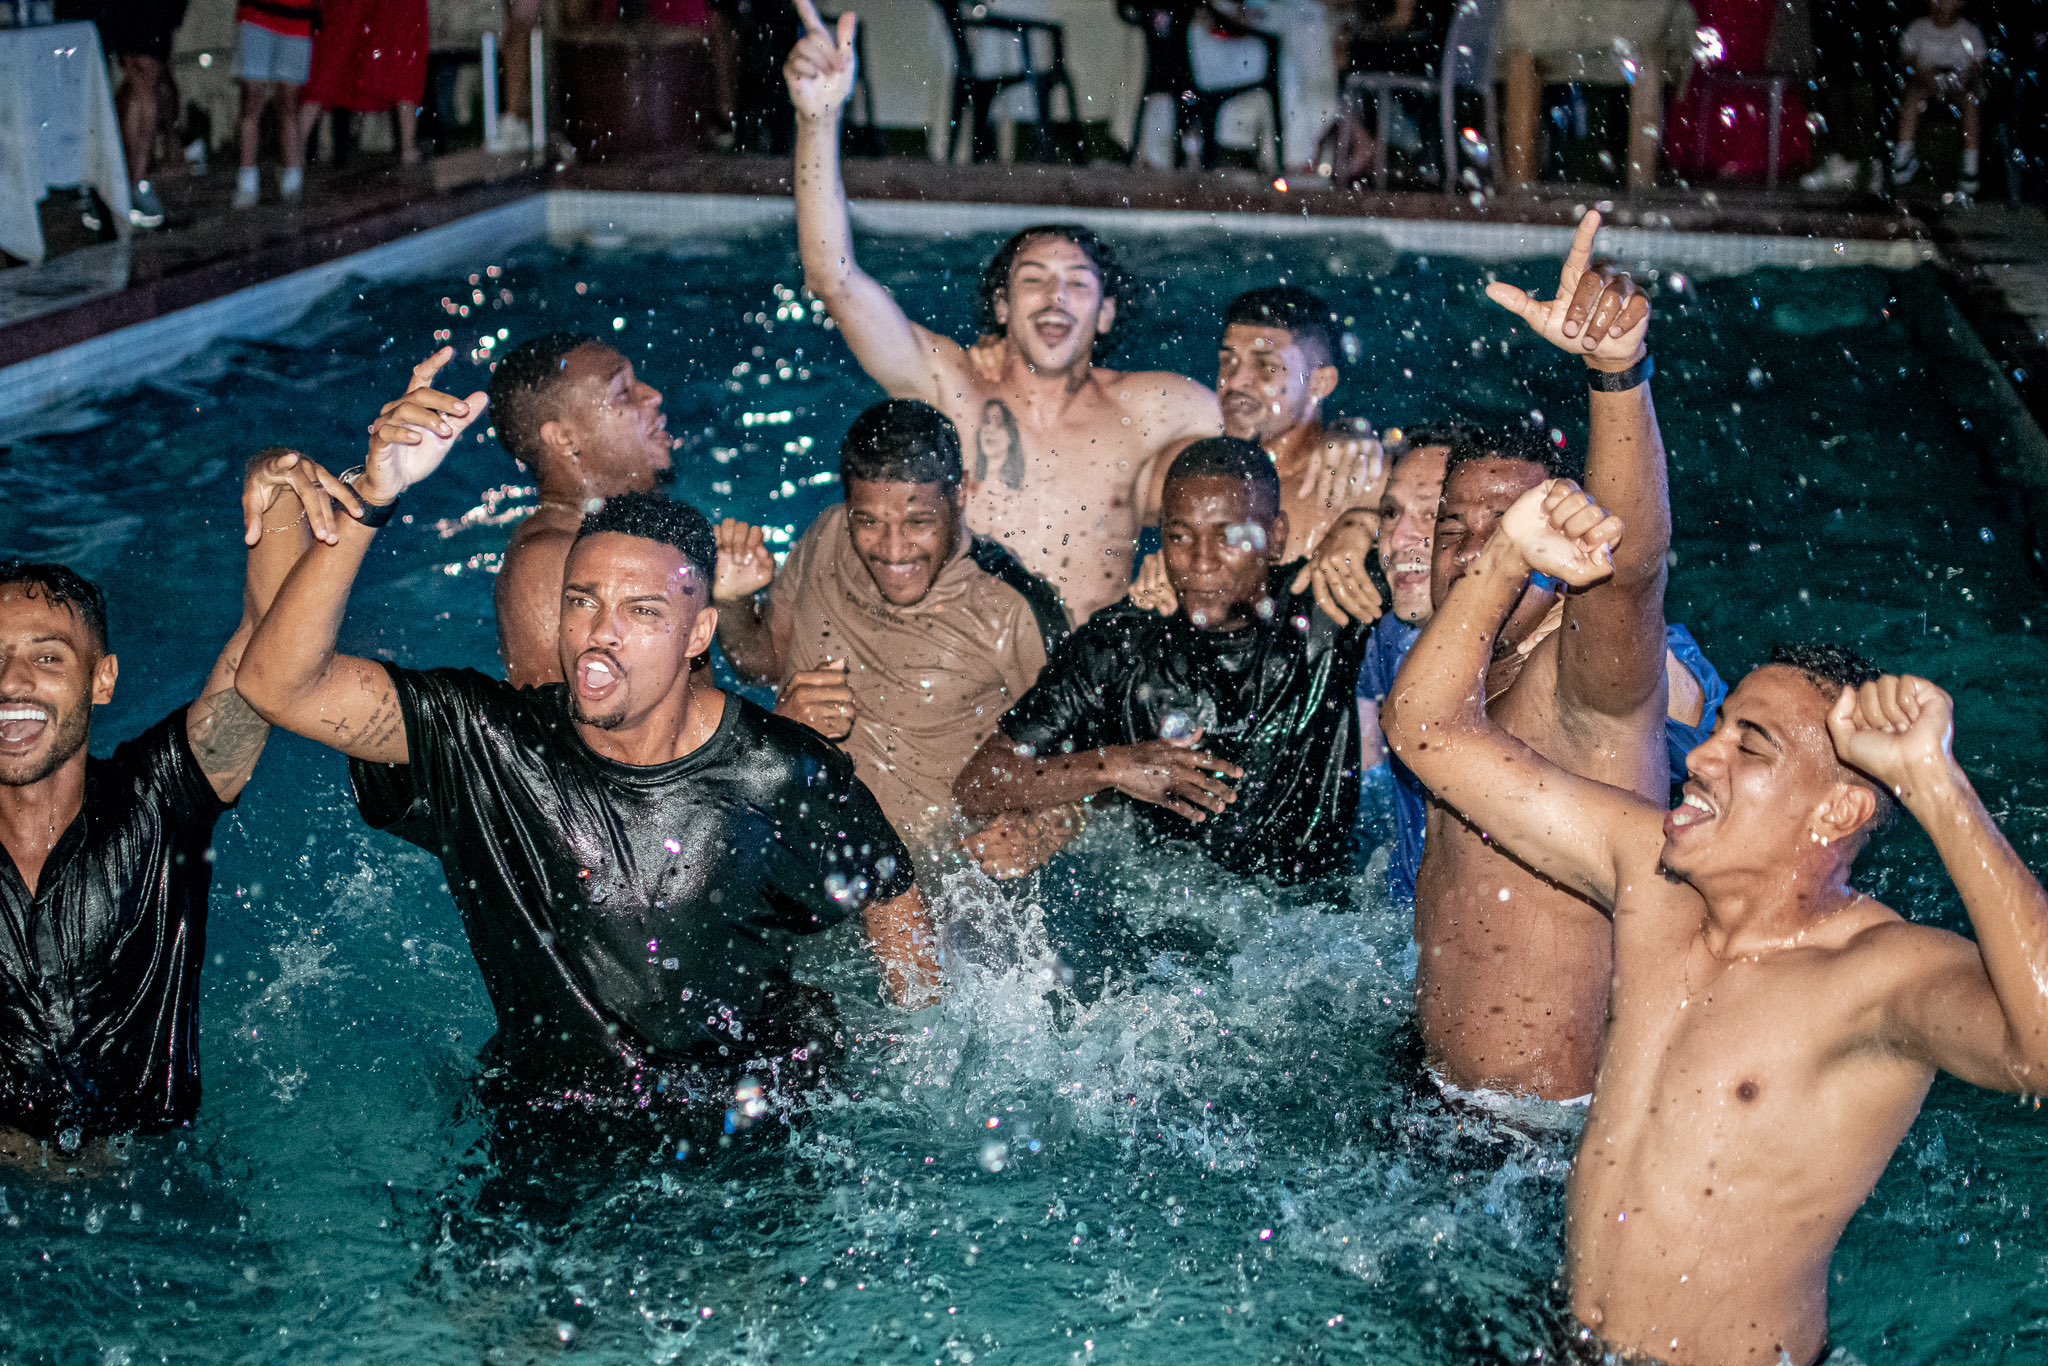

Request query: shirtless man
[
  {"left": 1408, "top": 212, "right": 1672, "bottom": 1102},
  {"left": 487, "top": 332, "right": 676, "bottom": 686},
  {"left": 1384, "top": 479, "right": 2048, "bottom": 1366},
  {"left": 785, "top": 1, "right": 1222, "bottom": 622}
]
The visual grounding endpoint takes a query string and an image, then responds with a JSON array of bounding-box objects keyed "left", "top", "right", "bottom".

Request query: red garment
[
  {"left": 239, "top": 0, "right": 317, "bottom": 40},
  {"left": 304, "top": 0, "right": 428, "bottom": 111}
]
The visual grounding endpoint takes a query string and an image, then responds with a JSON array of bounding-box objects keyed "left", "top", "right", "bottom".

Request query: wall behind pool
[{"left": 0, "top": 190, "right": 1936, "bottom": 432}]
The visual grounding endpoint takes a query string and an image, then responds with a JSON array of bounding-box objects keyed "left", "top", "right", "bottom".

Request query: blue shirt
[{"left": 1357, "top": 618, "right": 1727, "bottom": 905}]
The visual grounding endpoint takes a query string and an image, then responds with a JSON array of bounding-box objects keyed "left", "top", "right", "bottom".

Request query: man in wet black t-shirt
[
  {"left": 0, "top": 452, "right": 350, "bottom": 1154},
  {"left": 955, "top": 438, "right": 1369, "bottom": 883},
  {"left": 240, "top": 351, "right": 937, "bottom": 1103}
]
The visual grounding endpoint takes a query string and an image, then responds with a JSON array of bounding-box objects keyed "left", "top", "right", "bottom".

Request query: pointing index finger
[{"left": 409, "top": 346, "right": 454, "bottom": 391}]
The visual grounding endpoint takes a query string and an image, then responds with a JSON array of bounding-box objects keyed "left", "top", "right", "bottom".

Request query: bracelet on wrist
[
  {"left": 1587, "top": 353, "right": 1653, "bottom": 392},
  {"left": 340, "top": 466, "right": 402, "bottom": 529}
]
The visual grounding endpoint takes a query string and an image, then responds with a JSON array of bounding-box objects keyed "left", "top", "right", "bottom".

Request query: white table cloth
[
  {"left": 0, "top": 22, "right": 130, "bottom": 264},
  {"left": 854, "top": 0, "right": 1340, "bottom": 171}
]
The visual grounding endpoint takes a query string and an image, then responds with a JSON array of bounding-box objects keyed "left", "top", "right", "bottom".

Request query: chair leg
[
  {"left": 1374, "top": 89, "right": 1392, "bottom": 187},
  {"left": 1441, "top": 90, "right": 1457, "bottom": 194}
]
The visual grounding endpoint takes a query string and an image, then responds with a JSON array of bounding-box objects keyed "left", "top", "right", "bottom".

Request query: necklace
[{"left": 1682, "top": 892, "right": 1867, "bottom": 1000}]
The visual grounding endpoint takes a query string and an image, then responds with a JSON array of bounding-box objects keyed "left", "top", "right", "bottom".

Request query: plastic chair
[
  {"left": 1343, "top": 0, "right": 1503, "bottom": 193},
  {"left": 933, "top": 0, "right": 1080, "bottom": 163},
  {"left": 1117, "top": 2, "right": 1284, "bottom": 170}
]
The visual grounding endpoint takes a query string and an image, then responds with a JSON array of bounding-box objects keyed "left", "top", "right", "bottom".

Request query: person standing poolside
[
  {"left": 784, "top": 1, "right": 1223, "bottom": 624},
  {"left": 1132, "top": 286, "right": 1390, "bottom": 620},
  {"left": 1384, "top": 478, "right": 2048, "bottom": 1366},
  {"left": 56, "top": 0, "right": 189, "bottom": 227},
  {"left": 712, "top": 400, "right": 1068, "bottom": 858},
  {"left": 231, "top": 0, "right": 315, "bottom": 209},
  {"left": 487, "top": 333, "right": 678, "bottom": 688},
  {"left": 0, "top": 452, "right": 353, "bottom": 1163},
  {"left": 1403, "top": 212, "right": 1676, "bottom": 1104},
  {"left": 954, "top": 438, "right": 1369, "bottom": 885},
  {"left": 238, "top": 352, "right": 938, "bottom": 1109}
]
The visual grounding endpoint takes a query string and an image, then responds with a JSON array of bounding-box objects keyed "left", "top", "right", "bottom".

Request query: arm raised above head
[
  {"left": 1486, "top": 211, "right": 1670, "bottom": 724},
  {"left": 1381, "top": 480, "right": 1664, "bottom": 908},
  {"left": 787, "top": 2, "right": 962, "bottom": 402},
  {"left": 238, "top": 350, "right": 487, "bottom": 765},
  {"left": 1838, "top": 678, "right": 2048, "bottom": 1091}
]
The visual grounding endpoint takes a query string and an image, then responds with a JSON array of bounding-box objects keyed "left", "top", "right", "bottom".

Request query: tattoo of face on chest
[{"left": 975, "top": 399, "right": 1026, "bottom": 491}]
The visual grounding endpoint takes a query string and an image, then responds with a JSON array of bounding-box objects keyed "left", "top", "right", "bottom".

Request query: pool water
[{"left": 2, "top": 221, "right": 2045, "bottom": 1363}]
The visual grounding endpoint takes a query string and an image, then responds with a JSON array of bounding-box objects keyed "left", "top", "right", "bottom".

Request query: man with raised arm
[
  {"left": 487, "top": 332, "right": 677, "bottom": 687},
  {"left": 1408, "top": 211, "right": 1674, "bottom": 1103},
  {"left": 1, "top": 451, "right": 350, "bottom": 1161},
  {"left": 784, "top": 0, "right": 1222, "bottom": 624},
  {"left": 239, "top": 351, "right": 938, "bottom": 1112},
  {"left": 1383, "top": 479, "right": 2048, "bottom": 1366}
]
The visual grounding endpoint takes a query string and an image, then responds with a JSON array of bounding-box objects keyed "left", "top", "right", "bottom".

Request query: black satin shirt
[
  {"left": 0, "top": 711, "right": 225, "bottom": 1140},
  {"left": 349, "top": 667, "right": 914, "bottom": 1090},
  {"left": 1001, "top": 563, "right": 1368, "bottom": 883}
]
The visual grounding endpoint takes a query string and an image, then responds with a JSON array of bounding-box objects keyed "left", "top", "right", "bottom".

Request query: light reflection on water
[{"left": 0, "top": 227, "right": 2044, "bottom": 1361}]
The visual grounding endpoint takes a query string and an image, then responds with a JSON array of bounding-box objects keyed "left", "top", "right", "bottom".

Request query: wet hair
[
  {"left": 840, "top": 400, "right": 963, "bottom": 490},
  {"left": 978, "top": 224, "right": 1135, "bottom": 363},
  {"left": 1165, "top": 437, "right": 1282, "bottom": 518},
  {"left": 1442, "top": 422, "right": 1587, "bottom": 485},
  {"left": 1387, "top": 421, "right": 1476, "bottom": 460},
  {"left": 1224, "top": 286, "right": 1341, "bottom": 371},
  {"left": 489, "top": 331, "right": 600, "bottom": 466},
  {"left": 1768, "top": 642, "right": 1899, "bottom": 832},
  {"left": 0, "top": 560, "right": 108, "bottom": 653},
  {"left": 576, "top": 491, "right": 717, "bottom": 587}
]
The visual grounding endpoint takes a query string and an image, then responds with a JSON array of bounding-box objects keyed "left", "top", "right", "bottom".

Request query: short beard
[
  {"left": 0, "top": 705, "right": 90, "bottom": 788},
  {"left": 570, "top": 702, "right": 625, "bottom": 731}
]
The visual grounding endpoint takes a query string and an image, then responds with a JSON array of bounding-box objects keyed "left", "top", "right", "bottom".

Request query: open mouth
[
  {"left": 1666, "top": 784, "right": 1719, "bottom": 832},
  {"left": 1390, "top": 555, "right": 1430, "bottom": 589},
  {"left": 0, "top": 703, "right": 51, "bottom": 752},
  {"left": 575, "top": 653, "right": 622, "bottom": 703},
  {"left": 1031, "top": 313, "right": 1076, "bottom": 348}
]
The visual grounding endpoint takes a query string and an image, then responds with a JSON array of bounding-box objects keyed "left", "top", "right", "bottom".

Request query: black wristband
[
  {"left": 341, "top": 467, "right": 402, "bottom": 529},
  {"left": 1587, "top": 353, "right": 1653, "bottom": 392}
]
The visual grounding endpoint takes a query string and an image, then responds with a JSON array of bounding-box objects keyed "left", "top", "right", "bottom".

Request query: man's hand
[
  {"left": 785, "top": 0, "right": 858, "bottom": 122},
  {"left": 1108, "top": 736, "right": 1244, "bottom": 823},
  {"left": 1827, "top": 675, "right": 1957, "bottom": 803},
  {"left": 960, "top": 807, "right": 1083, "bottom": 880},
  {"left": 241, "top": 448, "right": 361, "bottom": 546},
  {"left": 778, "top": 658, "right": 856, "bottom": 740},
  {"left": 1484, "top": 210, "right": 1651, "bottom": 371},
  {"left": 361, "top": 348, "right": 489, "bottom": 505},
  {"left": 1301, "top": 421, "right": 1383, "bottom": 521},
  {"left": 1128, "top": 551, "right": 1177, "bottom": 616},
  {"left": 714, "top": 519, "right": 776, "bottom": 602},
  {"left": 1290, "top": 508, "right": 1383, "bottom": 626},
  {"left": 1500, "top": 479, "right": 1622, "bottom": 587}
]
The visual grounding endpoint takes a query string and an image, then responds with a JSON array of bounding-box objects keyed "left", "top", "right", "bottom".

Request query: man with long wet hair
[
  {"left": 1384, "top": 477, "right": 2048, "bottom": 1366},
  {"left": 784, "top": 0, "right": 1223, "bottom": 624}
]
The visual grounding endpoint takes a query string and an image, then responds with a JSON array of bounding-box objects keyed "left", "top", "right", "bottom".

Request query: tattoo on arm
[
  {"left": 189, "top": 687, "right": 271, "bottom": 787},
  {"left": 318, "top": 690, "right": 403, "bottom": 752}
]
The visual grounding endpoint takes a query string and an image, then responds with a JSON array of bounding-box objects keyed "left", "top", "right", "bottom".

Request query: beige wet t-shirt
[{"left": 770, "top": 505, "right": 1068, "bottom": 849}]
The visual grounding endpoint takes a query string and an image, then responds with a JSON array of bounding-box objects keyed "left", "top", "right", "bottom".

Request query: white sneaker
[
  {"left": 489, "top": 112, "right": 531, "bottom": 154},
  {"left": 1799, "top": 153, "right": 1860, "bottom": 192}
]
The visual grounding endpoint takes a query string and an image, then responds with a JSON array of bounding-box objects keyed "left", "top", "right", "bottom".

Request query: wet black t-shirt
[
  {"left": 349, "top": 667, "right": 914, "bottom": 1089},
  {"left": 1000, "top": 564, "right": 1368, "bottom": 882},
  {"left": 0, "top": 711, "right": 226, "bottom": 1141}
]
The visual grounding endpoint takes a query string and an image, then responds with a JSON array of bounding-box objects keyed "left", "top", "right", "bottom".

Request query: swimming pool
[{"left": 1, "top": 204, "right": 2044, "bottom": 1362}]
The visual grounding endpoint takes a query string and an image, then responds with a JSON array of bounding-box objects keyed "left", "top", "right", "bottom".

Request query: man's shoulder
[{"left": 729, "top": 695, "right": 861, "bottom": 788}]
